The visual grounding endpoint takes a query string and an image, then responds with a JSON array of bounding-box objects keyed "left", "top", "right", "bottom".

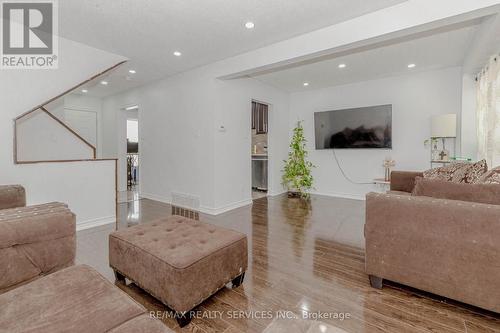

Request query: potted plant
[
  {"left": 424, "top": 137, "right": 440, "bottom": 161},
  {"left": 282, "top": 121, "right": 315, "bottom": 198}
]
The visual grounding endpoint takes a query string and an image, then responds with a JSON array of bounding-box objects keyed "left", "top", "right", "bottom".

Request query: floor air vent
[{"left": 171, "top": 192, "right": 200, "bottom": 220}]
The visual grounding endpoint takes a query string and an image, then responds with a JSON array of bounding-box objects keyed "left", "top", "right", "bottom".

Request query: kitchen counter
[{"left": 252, "top": 154, "right": 268, "bottom": 160}]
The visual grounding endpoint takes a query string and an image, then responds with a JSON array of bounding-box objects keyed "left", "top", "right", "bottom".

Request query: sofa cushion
[
  {"left": 0, "top": 202, "right": 74, "bottom": 249},
  {"left": 450, "top": 159, "right": 488, "bottom": 183},
  {"left": 412, "top": 177, "right": 500, "bottom": 205},
  {"left": 0, "top": 265, "right": 172, "bottom": 333},
  {"left": 476, "top": 166, "right": 500, "bottom": 184},
  {"left": 423, "top": 162, "right": 468, "bottom": 181},
  {"left": 423, "top": 160, "right": 487, "bottom": 183}
]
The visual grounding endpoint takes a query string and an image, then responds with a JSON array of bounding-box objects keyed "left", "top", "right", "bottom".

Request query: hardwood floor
[{"left": 76, "top": 194, "right": 500, "bottom": 333}]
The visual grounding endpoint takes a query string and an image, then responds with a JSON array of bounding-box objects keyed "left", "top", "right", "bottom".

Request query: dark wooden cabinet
[{"left": 252, "top": 101, "right": 268, "bottom": 134}]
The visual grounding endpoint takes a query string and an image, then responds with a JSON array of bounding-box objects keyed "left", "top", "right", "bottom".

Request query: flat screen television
[{"left": 314, "top": 105, "right": 392, "bottom": 149}]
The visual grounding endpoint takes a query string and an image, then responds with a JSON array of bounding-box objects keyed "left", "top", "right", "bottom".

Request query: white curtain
[{"left": 477, "top": 55, "right": 500, "bottom": 167}]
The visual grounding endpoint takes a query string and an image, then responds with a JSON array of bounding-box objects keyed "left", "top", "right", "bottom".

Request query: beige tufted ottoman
[{"left": 109, "top": 215, "right": 247, "bottom": 327}]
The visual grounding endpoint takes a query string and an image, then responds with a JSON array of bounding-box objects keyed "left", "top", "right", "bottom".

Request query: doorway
[
  {"left": 126, "top": 107, "right": 140, "bottom": 202},
  {"left": 251, "top": 100, "right": 269, "bottom": 200}
]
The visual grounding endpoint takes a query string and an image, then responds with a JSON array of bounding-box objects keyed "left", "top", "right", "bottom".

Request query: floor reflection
[{"left": 75, "top": 193, "right": 500, "bottom": 333}]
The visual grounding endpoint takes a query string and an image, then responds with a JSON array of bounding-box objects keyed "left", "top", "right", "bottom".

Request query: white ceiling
[
  {"left": 252, "top": 22, "right": 481, "bottom": 92},
  {"left": 59, "top": 0, "right": 407, "bottom": 97}
]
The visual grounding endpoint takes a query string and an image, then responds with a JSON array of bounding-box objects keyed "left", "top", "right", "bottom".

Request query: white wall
[
  {"left": 0, "top": 36, "right": 125, "bottom": 228},
  {"left": 16, "top": 109, "right": 95, "bottom": 162},
  {"left": 101, "top": 63, "right": 289, "bottom": 214},
  {"left": 46, "top": 94, "right": 104, "bottom": 157},
  {"left": 289, "top": 67, "right": 463, "bottom": 199},
  {"left": 64, "top": 95, "right": 103, "bottom": 154},
  {"left": 212, "top": 77, "right": 289, "bottom": 213}
]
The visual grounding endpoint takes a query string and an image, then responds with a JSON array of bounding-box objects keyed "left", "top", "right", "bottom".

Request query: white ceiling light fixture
[
  {"left": 100, "top": 80, "right": 108, "bottom": 85},
  {"left": 81, "top": 89, "right": 88, "bottom": 93},
  {"left": 338, "top": 63, "right": 346, "bottom": 68},
  {"left": 125, "top": 105, "right": 139, "bottom": 111},
  {"left": 173, "top": 51, "right": 182, "bottom": 57},
  {"left": 303, "top": 82, "right": 309, "bottom": 86},
  {"left": 128, "top": 69, "right": 136, "bottom": 74},
  {"left": 407, "top": 63, "right": 416, "bottom": 68},
  {"left": 245, "top": 21, "right": 255, "bottom": 29}
]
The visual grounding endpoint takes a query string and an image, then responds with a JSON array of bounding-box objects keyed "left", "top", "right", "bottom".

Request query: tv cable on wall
[{"left": 332, "top": 149, "right": 376, "bottom": 185}]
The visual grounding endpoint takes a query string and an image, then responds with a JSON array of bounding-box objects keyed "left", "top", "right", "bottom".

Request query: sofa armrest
[
  {"left": 0, "top": 203, "right": 76, "bottom": 293},
  {"left": 390, "top": 171, "right": 423, "bottom": 193},
  {"left": 365, "top": 192, "right": 500, "bottom": 312},
  {"left": 0, "top": 185, "right": 26, "bottom": 210}
]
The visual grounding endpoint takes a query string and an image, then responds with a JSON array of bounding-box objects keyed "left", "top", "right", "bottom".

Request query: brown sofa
[
  {"left": 365, "top": 172, "right": 500, "bottom": 313},
  {"left": 0, "top": 185, "right": 76, "bottom": 293},
  {"left": 0, "top": 185, "right": 172, "bottom": 332}
]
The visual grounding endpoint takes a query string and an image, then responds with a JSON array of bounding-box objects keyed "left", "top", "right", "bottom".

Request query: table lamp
[{"left": 431, "top": 114, "right": 457, "bottom": 160}]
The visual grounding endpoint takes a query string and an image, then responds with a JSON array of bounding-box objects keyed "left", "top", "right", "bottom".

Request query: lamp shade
[{"left": 431, "top": 114, "right": 457, "bottom": 138}]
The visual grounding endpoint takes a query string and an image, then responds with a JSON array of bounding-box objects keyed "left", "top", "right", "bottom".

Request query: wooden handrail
[
  {"left": 40, "top": 106, "right": 96, "bottom": 158},
  {"left": 14, "top": 61, "right": 126, "bottom": 121},
  {"left": 13, "top": 60, "right": 126, "bottom": 164},
  {"left": 15, "top": 158, "right": 117, "bottom": 164}
]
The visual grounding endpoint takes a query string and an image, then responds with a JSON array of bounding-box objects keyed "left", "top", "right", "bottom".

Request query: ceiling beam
[{"left": 216, "top": 0, "right": 500, "bottom": 80}]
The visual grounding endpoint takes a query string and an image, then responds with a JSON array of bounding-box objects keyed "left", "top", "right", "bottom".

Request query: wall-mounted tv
[{"left": 314, "top": 105, "right": 392, "bottom": 149}]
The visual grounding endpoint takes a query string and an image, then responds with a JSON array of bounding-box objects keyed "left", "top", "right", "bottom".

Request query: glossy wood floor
[{"left": 76, "top": 194, "right": 500, "bottom": 333}]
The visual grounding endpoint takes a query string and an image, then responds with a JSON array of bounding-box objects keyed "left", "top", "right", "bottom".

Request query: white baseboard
[
  {"left": 309, "top": 191, "right": 366, "bottom": 201},
  {"left": 140, "top": 192, "right": 172, "bottom": 204},
  {"left": 200, "top": 199, "right": 253, "bottom": 215},
  {"left": 267, "top": 190, "right": 287, "bottom": 197},
  {"left": 76, "top": 216, "right": 115, "bottom": 231},
  {"left": 268, "top": 189, "right": 365, "bottom": 201},
  {"left": 142, "top": 192, "right": 253, "bottom": 216}
]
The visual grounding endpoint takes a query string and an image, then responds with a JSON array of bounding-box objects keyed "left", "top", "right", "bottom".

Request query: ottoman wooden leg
[
  {"left": 369, "top": 275, "right": 383, "bottom": 289},
  {"left": 176, "top": 311, "right": 192, "bottom": 328},
  {"left": 232, "top": 272, "right": 245, "bottom": 288},
  {"left": 114, "top": 270, "right": 126, "bottom": 283}
]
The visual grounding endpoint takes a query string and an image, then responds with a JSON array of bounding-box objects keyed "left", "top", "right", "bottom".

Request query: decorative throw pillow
[
  {"left": 422, "top": 162, "right": 468, "bottom": 182},
  {"left": 476, "top": 166, "right": 500, "bottom": 184},
  {"left": 412, "top": 176, "right": 500, "bottom": 205},
  {"left": 450, "top": 159, "right": 488, "bottom": 183},
  {"left": 423, "top": 160, "right": 488, "bottom": 183}
]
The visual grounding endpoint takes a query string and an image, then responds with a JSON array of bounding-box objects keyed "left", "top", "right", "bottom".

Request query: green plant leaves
[{"left": 281, "top": 121, "right": 315, "bottom": 198}]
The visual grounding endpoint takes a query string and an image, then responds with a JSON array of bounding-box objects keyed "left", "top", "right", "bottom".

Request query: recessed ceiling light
[
  {"left": 173, "top": 51, "right": 182, "bottom": 57},
  {"left": 303, "top": 82, "right": 309, "bottom": 87},
  {"left": 245, "top": 21, "right": 255, "bottom": 29},
  {"left": 338, "top": 63, "right": 346, "bottom": 68},
  {"left": 408, "top": 63, "right": 416, "bottom": 68},
  {"left": 100, "top": 81, "right": 108, "bottom": 85},
  {"left": 128, "top": 69, "right": 136, "bottom": 74},
  {"left": 81, "top": 89, "right": 88, "bottom": 93}
]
